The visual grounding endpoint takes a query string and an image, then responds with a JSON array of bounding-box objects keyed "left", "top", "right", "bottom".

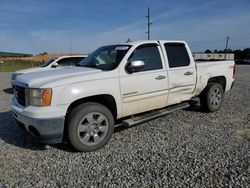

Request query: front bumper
[{"left": 11, "top": 98, "right": 65, "bottom": 144}]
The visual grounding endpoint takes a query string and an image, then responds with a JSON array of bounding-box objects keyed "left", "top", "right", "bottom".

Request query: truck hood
[
  {"left": 16, "top": 66, "right": 102, "bottom": 88},
  {"left": 15, "top": 67, "right": 47, "bottom": 74}
]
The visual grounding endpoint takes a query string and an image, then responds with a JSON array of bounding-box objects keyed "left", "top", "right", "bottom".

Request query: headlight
[{"left": 26, "top": 88, "right": 52, "bottom": 107}]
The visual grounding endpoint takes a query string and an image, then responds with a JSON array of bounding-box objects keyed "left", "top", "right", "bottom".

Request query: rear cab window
[{"left": 164, "top": 43, "right": 190, "bottom": 68}]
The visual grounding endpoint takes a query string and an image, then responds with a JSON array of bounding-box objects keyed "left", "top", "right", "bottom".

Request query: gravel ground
[{"left": 0, "top": 65, "right": 250, "bottom": 187}]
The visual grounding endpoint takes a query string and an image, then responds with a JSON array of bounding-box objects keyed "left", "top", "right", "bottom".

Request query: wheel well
[
  {"left": 63, "top": 94, "right": 117, "bottom": 141},
  {"left": 66, "top": 94, "right": 117, "bottom": 119},
  {"left": 207, "top": 76, "right": 226, "bottom": 91}
]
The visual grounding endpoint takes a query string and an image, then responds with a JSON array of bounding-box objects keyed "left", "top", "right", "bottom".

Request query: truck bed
[{"left": 194, "top": 60, "right": 235, "bottom": 96}]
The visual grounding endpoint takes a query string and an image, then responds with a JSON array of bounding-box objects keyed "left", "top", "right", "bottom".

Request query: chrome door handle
[
  {"left": 184, "top": 71, "right": 193, "bottom": 76},
  {"left": 155, "top": 75, "right": 166, "bottom": 80}
]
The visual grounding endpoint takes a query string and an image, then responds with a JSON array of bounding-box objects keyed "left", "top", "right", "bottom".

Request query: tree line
[{"left": 204, "top": 48, "right": 250, "bottom": 60}]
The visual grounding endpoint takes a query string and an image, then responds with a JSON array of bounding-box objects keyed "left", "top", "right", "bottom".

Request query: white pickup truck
[{"left": 11, "top": 40, "right": 235, "bottom": 152}]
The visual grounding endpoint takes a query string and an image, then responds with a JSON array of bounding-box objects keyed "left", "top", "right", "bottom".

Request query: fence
[{"left": 0, "top": 59, "right": 42, "bottom": 72}]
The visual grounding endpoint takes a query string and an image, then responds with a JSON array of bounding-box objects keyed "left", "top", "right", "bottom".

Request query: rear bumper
[{"left": 12, "top": 111, "right": 65, "bottom": 144}]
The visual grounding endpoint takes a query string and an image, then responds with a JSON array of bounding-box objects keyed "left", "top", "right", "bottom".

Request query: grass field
[{"left": 0, "top": 59, "right": 41, "bottom": 72}]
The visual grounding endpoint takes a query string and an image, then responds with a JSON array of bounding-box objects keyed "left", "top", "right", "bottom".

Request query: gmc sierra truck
[{"left": 11, "top": 40, "right": 235, "bottom": 152}]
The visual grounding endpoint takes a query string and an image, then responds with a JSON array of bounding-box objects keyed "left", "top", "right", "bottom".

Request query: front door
[{"left": 119, "top": 43, "right": 169, "bottom": 117}]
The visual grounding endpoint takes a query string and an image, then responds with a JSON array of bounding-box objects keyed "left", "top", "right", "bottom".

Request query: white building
[{"left": 192, "top": 53, "right": 234, "bottom": 60}]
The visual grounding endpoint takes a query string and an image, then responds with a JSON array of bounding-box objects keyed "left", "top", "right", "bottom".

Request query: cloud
[
  {"left": 96, "top": 20, "right": 147, "bottom": 43},
  {"left": 152, "top": 0, "right": 219, "bottom": 23},
  {"left": 149, "top": 9, "right": 250, "bottom": 51},
  {"left": 0, "top": 0, "right": 249, "bottom": 53}
]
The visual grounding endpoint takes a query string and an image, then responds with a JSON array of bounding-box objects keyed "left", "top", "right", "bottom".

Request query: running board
[{"left": 121, "top": 102, "right": 190, "bottom": 127}]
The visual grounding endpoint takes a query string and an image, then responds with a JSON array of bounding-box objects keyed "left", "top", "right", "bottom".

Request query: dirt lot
[{"left": 0, "top": 65, "right": 249, "bottom": 187}]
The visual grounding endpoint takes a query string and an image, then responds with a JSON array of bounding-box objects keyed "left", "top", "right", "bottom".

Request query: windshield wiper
[
  {"left": 81, "top": 64, "right": 99, "bottom": 69},
  {"left": 80, "top": 64, "right": 109, "bottom": 71},
  {"left": 85, "top": 65, "right": 96, "bottom": 68}
]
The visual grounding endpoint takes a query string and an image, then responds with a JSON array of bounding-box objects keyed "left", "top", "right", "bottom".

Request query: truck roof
[
  {"left": 57, "top": 55, "right": 88, "bottom": 59},
  {"left": 120, "top": 40, "right": 186, "bottom": 46}
]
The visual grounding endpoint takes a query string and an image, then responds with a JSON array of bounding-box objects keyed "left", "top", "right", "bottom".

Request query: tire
[
  {"left": 200, "top": 82, "right": 224, "bottom": 112},
  {"left": 67, "top": 102, "right": 114, "bottom": 152}
]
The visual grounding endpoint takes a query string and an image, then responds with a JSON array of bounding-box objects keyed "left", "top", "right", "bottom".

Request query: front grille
[{"left": 14, "top": 85, "right": 26, "bottom": 106}]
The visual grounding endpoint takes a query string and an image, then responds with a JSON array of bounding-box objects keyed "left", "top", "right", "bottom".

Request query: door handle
[
  {"left": 184, "top": 71, "right": 193, "bottom": 76},
  {"left": 155, "top": 75, "right": 166, "bottom": 80}
]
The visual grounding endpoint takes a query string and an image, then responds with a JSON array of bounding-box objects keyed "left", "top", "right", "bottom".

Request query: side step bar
[{"left": 121, "top": 102, "right": 190, "bottom": 127}]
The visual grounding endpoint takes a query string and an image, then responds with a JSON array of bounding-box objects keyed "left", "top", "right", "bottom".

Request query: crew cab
[
  {"left": 11, "top": 40, "right": 235, "bottom": 152},
  {"left": 11, "top": 55, "right": 87, "bottom": 87}
]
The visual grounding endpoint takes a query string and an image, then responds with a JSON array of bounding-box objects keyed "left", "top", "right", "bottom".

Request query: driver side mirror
[
  {"left": 51, "top": 62, "right": 58, "bottom": 68},
  {"left": 126, "top": 60, "right": 145, "bottom": 73}
]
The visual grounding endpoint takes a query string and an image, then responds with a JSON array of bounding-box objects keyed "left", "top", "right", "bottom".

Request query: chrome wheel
[
  {"left": 77, "top": 112, "right": 108, "bottom": 146},
  {"left": 210, "top": 87, "right": 222, "bottom": 108},
  {"left": 200, "top": 83, "right": 224, "bottom": 112}
]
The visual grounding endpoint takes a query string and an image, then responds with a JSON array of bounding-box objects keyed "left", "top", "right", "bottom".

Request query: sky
[{"left": 0, "top": 0, "right": 250, "bottom": 54}]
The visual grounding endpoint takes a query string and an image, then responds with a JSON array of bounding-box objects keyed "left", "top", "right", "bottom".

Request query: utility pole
[
  {"left": 146, "top": 7, "right": 152, "bottom": 40},
  {"left": 225, "top": 36, "right": 229, "bottom": 60}
]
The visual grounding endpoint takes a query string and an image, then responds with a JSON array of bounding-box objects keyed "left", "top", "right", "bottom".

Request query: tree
[
  {"left": 233, "top": 49, "right": 242, "bottom": 59},
  {"left": 213, "top": 49, "right": 218, "bottom": 53},
  {"left": 205, "top": 49, "right": 212, "bottom": 53},
  {"left": 222, "top": 48, "right": 232, "bottom": 53},
  {"left": 126, "top": 38, "right": 132, "bottom": 43},
  {"left": 233, "top": 48, "right": 250, "bottom": 60},
  {"left": 39, "top": 52, "right": 48, "bottom": 56},
  {"left": 242, "top": 48, "right": 250, "bottom": 59}
]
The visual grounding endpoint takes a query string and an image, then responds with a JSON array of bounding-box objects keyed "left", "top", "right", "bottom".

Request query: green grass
[{"left": 0, "top": 59, "right": 42, "bottom": 72}]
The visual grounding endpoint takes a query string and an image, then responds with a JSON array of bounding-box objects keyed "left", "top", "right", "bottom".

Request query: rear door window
[{"left": 164, "top": 43, "right": 190, "bottom": 68}]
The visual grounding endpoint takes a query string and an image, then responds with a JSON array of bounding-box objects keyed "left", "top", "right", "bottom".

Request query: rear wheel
[
  {"left": 200, "top": 82, "right": 224, "bottom": 112},
  {"left": 67, "top": 102, "right": 114, "bottom": 152}
]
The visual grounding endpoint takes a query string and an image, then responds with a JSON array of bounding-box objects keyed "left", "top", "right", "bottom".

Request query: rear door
[
  {"left": 119, "top": 43, "right": 169, "bottom": 117},
  {"left": 160, "top": 42, "right": 196, "bottom": 105}
]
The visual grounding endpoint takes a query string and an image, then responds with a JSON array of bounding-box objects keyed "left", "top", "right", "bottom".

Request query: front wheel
[
  {"left": 67, "top": 102, "right": 114, "bottom": 152},
  {"left": 200, "top": 82, "right": 224, "bottom": 112}
]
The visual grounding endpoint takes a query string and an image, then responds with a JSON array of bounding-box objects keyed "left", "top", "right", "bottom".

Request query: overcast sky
[{"left": 0, "top": 0, "right": 250, "bottom": 54}]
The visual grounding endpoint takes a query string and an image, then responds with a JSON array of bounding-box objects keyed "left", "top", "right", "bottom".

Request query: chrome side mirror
[
  {"left": 126, "top": 60, "right": 145, "bottom": 73},
  {"left": 51, "top": 62, "right": 58, "bottom": 68}
]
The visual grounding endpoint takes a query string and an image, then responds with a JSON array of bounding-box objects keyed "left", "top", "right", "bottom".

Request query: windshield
[
  {"left": 79, "top": 45, "right": 131, "bottom": 70},
  {"left": 41, "top": 58, "right": 57, "bottom": 67}
]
